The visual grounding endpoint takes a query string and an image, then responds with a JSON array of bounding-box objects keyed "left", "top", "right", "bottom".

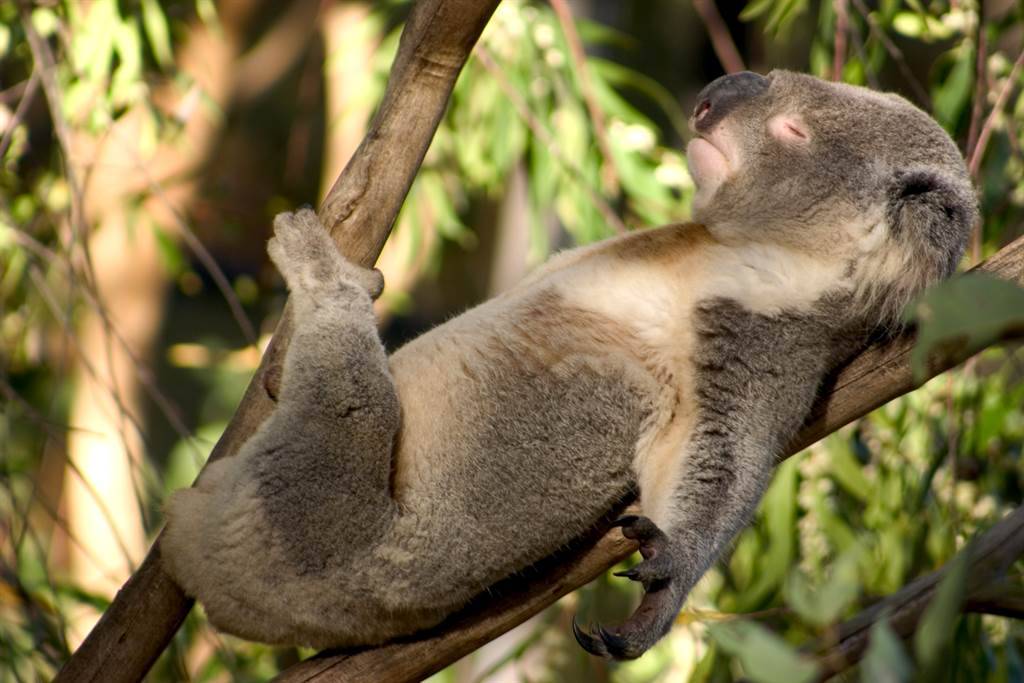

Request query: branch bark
[
  {"left": 811, "top": 504, "right": 1024, "bottom": 680},
  {"left": 55, "top": 2, "right": 500, "bottom": 681}
]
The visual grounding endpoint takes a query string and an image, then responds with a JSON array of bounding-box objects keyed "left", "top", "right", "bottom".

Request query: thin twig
[
  {"left": 29, "top": 266, "right": 165, "bottom": 517},
  {"left": 965, "top": 8, "right": 988, "bottom": 164},
  {"left": 850, "top": 0, "right": 931, "bottom": 107},
  {"left": 8, "top": 225, "right": 205, "bottom": 466},
  {"left": 549, "top": 0, "right": 619, "bottom": 195},
  {"left": 475, "top": 45, "right": 628, "bottom": 235},
  {"left": 965, "top": 8, "right": 988, "bottom": 264},
  {"left": 847, "top": 10, "right": 879, "bottom": 89},
  {"left": 138, "top": 179, "right": 259, "bottom": 345},
  {"left": 19, "top": 5, "right": 99, "bottom": 294},
  {"left": 833, "top": 0, "right": 849, "bottom": 82},
  {"left": 692, "top": 0, "right": 745, "bottom": 74},
  {"left": 21, "top": 6, "right": 160, "bottom": 537},
  {"left": 0, "top": 68, "right": 39, "bottom": 159},
  {"left": 1, "top": 334, "right": 140, "bottom": 575},
  {"left": 967, "top": 47, "right": 1024, "bottom": 179}
]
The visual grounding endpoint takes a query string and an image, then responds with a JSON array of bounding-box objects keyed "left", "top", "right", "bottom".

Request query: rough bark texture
[{"left": 54, "top": 2, "right": 500, "bottom": 681}]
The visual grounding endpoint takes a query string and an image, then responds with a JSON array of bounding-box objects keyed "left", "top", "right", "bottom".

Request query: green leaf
[
  {"left": 861, "top": 616, "right": 913, "bottom": 683},
  {"left": 152, "top": 223, "right": 185, "bottom": 275},
  {"left": 708, "top": 621, "right": 818, "bottom": 683},
  {"left": 30, "top": 8, "right": 59, "bottom": 38},
  {"left": 141, "top": 0, "right": 174, "bottom": 68},
  {"left": 932, "top": 44, "right": 974, "bottom": 131},
  {"left": 906, "top": 273, "right": 1024, "bottom": 381},
  {"left": 741, "top": 0, "right": 777, "bottom": 22},
  {"left": 784, "top": 546, "right": 861, "bottom": 627},
  {"left": 913, "top": 548, "right": 970, "bottom": 671},
  {"left": 735, "top": 459, "right": 797, "bottom": 609},
  {"left": 111, "top": 17, "right": 144, "bottom": 107},
  {"left": 825, "top": 435, "right": 872, "bottom": 502}
]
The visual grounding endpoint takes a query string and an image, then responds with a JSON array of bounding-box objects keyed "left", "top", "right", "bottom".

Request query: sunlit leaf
[
  {"left": 141, "top": 0, "right": 174, "bottom": 68},
  {"left": 708, "top": 620, "right": 818, "bottom": 683},
  {"left": 30, "top": 8, "right": 58, "bottom": 38}
]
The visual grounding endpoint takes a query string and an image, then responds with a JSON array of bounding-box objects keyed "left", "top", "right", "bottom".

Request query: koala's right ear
[{"left": 886, "top": 168, "right": 976, "bottom": 278}]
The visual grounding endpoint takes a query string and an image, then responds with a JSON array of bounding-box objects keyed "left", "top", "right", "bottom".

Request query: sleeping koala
[{"left": 162, "top": 70, "right": 976, "bottom": 659}]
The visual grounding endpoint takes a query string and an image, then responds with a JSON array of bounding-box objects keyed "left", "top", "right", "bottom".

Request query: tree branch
[
  {"left": 54, "top": 2, "right": 500, "bottom": 681},
  {"left": 811, "top": 505, "right": 1024, "bottom": 680},
  {"left": 692, "top": 0, "right": 745, "bottom": 74}
]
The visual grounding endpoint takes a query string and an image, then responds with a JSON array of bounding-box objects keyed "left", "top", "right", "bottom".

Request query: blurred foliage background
[{"left": 1, "top": 0, "right": 1024, "bottom": 681}]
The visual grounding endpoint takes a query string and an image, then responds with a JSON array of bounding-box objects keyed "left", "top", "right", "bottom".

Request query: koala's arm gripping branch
[
  {"left": 54, "top": 2, "right": 500, "bottom": 682},
  {"left": 272, "top": 234, "right": 1024, "bottom": 683}
]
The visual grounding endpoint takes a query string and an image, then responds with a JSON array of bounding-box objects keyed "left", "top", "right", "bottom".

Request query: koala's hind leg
[{"left": 257, "top": 208, "right": 401, "bottom": 569}]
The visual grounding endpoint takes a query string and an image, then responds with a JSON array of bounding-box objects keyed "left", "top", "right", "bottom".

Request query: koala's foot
[
  {"left": 573, "top": 515, "right": 685, "bottom": 659},
  {"left": 267, "top": 208, "right": 384, "bottom": 299}
]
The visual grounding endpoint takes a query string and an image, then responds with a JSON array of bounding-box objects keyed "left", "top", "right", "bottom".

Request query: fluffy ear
[{"left": 886, "top": 168, "right": 976, "bottom": 278}]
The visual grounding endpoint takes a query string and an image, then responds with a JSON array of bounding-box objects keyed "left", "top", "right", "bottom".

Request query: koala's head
[{"left": 687, "top": 70, "right": 977, "bottom": 327}]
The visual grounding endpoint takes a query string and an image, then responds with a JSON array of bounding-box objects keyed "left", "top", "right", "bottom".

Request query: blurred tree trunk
[{"left": 61, "top": 4, "right": 255, "bottom": 646}]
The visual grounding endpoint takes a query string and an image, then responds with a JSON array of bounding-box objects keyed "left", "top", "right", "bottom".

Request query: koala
[{"left": 161, "top": 70, "right": 976, "bottom": 659}]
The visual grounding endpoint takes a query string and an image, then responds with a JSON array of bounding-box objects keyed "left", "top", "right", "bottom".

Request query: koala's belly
[{"left": 388, "top": 332, "right": 656, "bottom": 587}]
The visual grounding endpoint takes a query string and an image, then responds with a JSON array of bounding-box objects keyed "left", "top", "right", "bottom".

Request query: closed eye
[
  {"left": 784, "top": 122, "right": 807, "bottom": 140},
  {"left": 768, "top": 115, "right": 811, "bottom": 145}
]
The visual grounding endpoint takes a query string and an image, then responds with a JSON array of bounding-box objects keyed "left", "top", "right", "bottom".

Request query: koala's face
[{"left": 687, "top": 70, "right": 977, "bottom": 322}]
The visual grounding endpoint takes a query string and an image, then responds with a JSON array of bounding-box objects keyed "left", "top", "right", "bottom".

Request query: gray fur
[{"left": 162, "top": 71, "right": 976, "bottom": 658}]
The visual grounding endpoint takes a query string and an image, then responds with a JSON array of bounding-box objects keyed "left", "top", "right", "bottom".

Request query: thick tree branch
[
  {"left": 55, "top": 2, "right": 500, "bottom": 681},
  {"left": 274, "top": 235, "right": 1024, "bottom": 683},
  {"left": 811, "top": 504, "right": 1024, "bottom": 680}
]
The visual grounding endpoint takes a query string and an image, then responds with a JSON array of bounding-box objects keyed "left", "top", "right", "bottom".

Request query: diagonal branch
[{"left": 54, "top": 2, "right": 501, "bottom": 681}]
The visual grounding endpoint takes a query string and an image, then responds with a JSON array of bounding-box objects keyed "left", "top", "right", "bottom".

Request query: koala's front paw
[
  {"left": 267, "top": 208, "right": 384, "bottom": 299},
  {"left": 572, "top": 515, "right": 687, "bottom": 660}
]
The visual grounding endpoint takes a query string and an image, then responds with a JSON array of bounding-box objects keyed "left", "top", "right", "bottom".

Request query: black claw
[
  {"left": 597, "top": 625, "right": 632, "bottom": 659},
  {"left": 614, "top": 567, "right": 640, "bottom": 580},
  {"left": 572, "top": 616, "right": 608, "bottom": 657}
]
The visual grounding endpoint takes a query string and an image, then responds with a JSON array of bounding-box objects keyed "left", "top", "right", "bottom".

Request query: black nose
[{"left": 692, "top": 71, "right": 769, "bottom": 133}]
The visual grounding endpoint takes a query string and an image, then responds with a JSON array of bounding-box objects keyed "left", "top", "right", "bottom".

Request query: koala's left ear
[{"left": 887, "top": 168, "right": 976, "bottom": 277}]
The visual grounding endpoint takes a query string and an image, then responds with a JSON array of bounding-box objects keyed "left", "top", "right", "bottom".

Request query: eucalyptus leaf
[
  {"left": 932, "top": 44, "right": 974, "bottom": 132},
  {"left": 784, "top": 546, "right": 861, "bottom": 627},
  {"left": 708, "top": 620, "right": 818, "bottom": 683},
  {"left": 914, "top": 548, "right": 970, "bottom": 672},
  {"left": 861, "top": 616, "right": 913, "bottom": 683},
  {"left": 141, "top": 0, "right": 174, "bottom": 68},
  {"left": 736, "top": 459, "right": 797, "bottom": 609},
  {"left": 906, "top": 273, "right": 1024, "bottom": 381}
]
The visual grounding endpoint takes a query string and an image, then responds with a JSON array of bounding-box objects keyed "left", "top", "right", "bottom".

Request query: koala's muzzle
[{"left": 692, "top": 71, "right": 768, "bottom": 133}]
